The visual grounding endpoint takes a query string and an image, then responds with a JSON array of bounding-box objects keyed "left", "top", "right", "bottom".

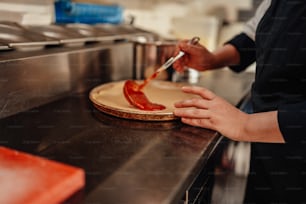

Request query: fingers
[
  {"left": 174, "top": 86, "right": 216, "bottom": 110},
  {"left": 173, "top": 86, "right": 218, "bottom": 130},
  {"left": 173, "top": 107, "right": 215, "bottom": 130},
  {"left": 173, "top": 59, "right": 186, "bottom": 73},
  {"left": 173, "top": 40, "right": 196, "bottom": 72},
  {"left": 174, "top": 97, "right": 208, "bottom": 109},
  {"left": 181, "top": 86, "right": 216, "bottom": 100},
  {"left": 173, "top": 40, "right": 189, "bottom": 57},
  {"left": 174, "top": 107, "right": 210, "bottom": 119},
  {"left": 180, "top": 118, "right": 214, "bottom": 130}
]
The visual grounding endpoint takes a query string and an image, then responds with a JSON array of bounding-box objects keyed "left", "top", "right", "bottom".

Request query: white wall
[
  {"left": 75, "top": 0, "right": 256, "bottom": 70},
  {"left": 105, "top": 0, "right": 253, "bottom": 50}
]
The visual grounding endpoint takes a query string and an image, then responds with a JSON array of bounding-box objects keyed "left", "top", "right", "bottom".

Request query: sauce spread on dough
[{"left": 123, "top": 80, "right": 166, "bottom": 111}]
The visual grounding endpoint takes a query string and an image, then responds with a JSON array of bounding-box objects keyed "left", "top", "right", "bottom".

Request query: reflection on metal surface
[
  {"left": 0, "top": 42, "right": 10, "bottom": 50},
  {"left": 92, "top": 109, "right": 180, "bottom": 130},
  {"left": 0, "top": 43, "right": 133, "bottom": 119},
  {"left": 0, "top": 21, "right": 59, "bottom": 50},
  {"left": 25, "top": 24, "right": 89, "bottom": 47},
  {"left": 0, "top": 21, "right": 153, "bottom": 50},
  {"left": 0, "top": 67, "right": 254, "bottom": 204},
  {"left": 133, "top": 39, "right": 177, "bottom": 81},
  {"left": 84, "top": 123, "right": 219, "bottom": 204},
  {"left": 94, "top": 23, "right": 147, "bottom": 35},
  {"left": 65, "top": 23, "right": 99, "bottom": 41}
]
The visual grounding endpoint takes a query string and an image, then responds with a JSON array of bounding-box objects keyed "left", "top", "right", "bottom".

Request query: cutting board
[
  {"left": 0, "top": 146, "right": 85, "bottom": 204},
  {"left": 89, "top": 80, "right": 194, "bottom": 121}
]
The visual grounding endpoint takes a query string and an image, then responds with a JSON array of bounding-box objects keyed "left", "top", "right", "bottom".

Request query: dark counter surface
[{"left": 0, "top": 69, "right": 254, "bottom": 204}]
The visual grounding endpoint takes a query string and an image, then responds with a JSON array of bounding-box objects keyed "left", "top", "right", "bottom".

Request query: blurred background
[{"left": 0, "top": 0, "right": 260, "bottom": 52}]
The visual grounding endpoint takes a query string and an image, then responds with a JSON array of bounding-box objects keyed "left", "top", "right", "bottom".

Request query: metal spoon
[
  {"left": 137, "top": 36, "right": 200, "bottom": 90},
  {"left": 156, "top": 36, "right": 200, "bottom": 73}
]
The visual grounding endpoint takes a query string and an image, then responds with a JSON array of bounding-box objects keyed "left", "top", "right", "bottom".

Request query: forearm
[
  {"left": 241, "top": 111, "right": 285, "bottom": 143},
  {"left": 210, "top": 44, "right": 241, "bottom": 69}
]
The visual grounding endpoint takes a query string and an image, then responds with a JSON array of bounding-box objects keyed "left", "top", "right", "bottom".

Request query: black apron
[{"left": 244, "top": 1, "right": 306, "bottom": 203}]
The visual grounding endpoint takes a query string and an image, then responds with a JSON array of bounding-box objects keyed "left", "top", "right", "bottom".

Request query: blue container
[{"left": 54, "top": 0, "right": 123, "bottom": 24}]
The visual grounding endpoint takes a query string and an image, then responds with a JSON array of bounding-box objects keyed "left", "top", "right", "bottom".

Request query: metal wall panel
[{"left": 0, "top": 42, "right": 133, "bottom": 119}]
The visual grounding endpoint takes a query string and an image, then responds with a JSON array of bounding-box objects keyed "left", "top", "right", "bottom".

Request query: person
[{"left": 172, "top": 0, "right": 306, "bottom": 203}]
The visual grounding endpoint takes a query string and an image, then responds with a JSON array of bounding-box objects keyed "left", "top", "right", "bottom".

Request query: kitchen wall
[
  {"left": 75, "top": 0, "right": 259, "bottom": 72},
  {"left": 0, "top": 0, "right": 259, "bottom": 50},
  {"left": 0, "top": 0, "right": 54, "bottom": 25},
  {"left": 0, "top": 0, "right": 250, "bottom": 80},
  {"left": 75, "top": 0, "right": 258, "bottom": 50}
]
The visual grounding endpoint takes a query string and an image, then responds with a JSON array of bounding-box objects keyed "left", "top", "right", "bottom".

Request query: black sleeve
[
  {"left": 225, "top": 33, "right": 256, "bottom": 72},
  {"left": 278, "top": 102, "right": 306, "bottom": 144}
]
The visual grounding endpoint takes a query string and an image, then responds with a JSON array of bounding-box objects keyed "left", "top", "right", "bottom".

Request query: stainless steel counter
[{"left": 0, "top": 62, "right": 254, "bottom": 203}]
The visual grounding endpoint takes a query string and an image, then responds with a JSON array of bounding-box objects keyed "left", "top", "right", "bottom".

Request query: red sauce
[
  {"left": 123, "top": 80, "right": 166, "bottom": 111},
  {"left": 138, "top": 72, "right": 159, "bottom": 90}
]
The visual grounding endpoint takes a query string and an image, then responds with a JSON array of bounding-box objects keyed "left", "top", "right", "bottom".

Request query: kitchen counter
[{"left": 0, "top": 69, "right": 254, "bottom": 204}]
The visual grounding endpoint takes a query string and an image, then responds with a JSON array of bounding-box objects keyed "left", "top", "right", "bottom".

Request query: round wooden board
[{"left": 89, "top": 80, "right": 193, "bottom": 121}]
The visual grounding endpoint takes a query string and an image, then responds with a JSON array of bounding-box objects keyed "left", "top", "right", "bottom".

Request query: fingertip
[
  {"left": 174, "top": 66, "right": 186, "bottom": 73},
  {"left": 181, "top": 86, "right": 193, "bottom": 92},
  {"left": 173, "top": 108, "right": 180, "bottom": 116},
  {"left": 179, "top": 43, "right": 189, "bottom": 52},
  {"left": 173, "top": 101, "right": 181, "bottom": 108}
]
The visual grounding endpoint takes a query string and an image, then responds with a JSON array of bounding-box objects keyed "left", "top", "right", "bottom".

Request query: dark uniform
[{"left": 228, "top": 0, "right": 306, "bottom": 203}]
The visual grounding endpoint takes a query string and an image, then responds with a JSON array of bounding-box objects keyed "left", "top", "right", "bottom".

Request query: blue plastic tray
[{"left": 54, "top": 0, "right": 123, "bottom": 24}]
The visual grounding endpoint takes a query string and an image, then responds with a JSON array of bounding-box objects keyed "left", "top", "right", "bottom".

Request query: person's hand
[
  {"left": 173, "top": 40, "right": 216, "bottom": 72},
  {"left": 173, "top": 86, "right": 248, "bottom": 141}
]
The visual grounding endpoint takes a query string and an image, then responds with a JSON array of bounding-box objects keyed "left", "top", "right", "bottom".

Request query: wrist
[
  {"left": 240, "top": 113, "right": 252, "bottom": 142},
  {"left": 239, "top": 111, "right": 285, "bottom": 143},
  {"left": 236, "top": 112, "right": 251, "bottom": 142}
]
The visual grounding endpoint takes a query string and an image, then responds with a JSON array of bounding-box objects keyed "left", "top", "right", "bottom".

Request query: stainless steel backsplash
[{"left": 0, "top": 42, "right": 134, "bottom": 119}]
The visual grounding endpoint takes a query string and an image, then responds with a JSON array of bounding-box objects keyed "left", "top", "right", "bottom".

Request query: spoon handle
[{"left": 156, "top": 36, "right": 200, "bottom": 73}]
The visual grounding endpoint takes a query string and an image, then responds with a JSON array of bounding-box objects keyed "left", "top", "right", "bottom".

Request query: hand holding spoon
[{"left": 123, "top": 37, "right": 200, "bottom": 110}]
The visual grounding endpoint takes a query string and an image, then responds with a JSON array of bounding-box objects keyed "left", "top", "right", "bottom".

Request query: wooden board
[
  {"left": 0, "top": 146, "right": 85, "bottom": 204},
  {"left": 89, "top": 80, "right": 194, "bottom": 121}
]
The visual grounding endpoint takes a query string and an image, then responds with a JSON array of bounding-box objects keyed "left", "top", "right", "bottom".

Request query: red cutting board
[{"left": 0, "top": 146, "right": 85, "bottom": 204}]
